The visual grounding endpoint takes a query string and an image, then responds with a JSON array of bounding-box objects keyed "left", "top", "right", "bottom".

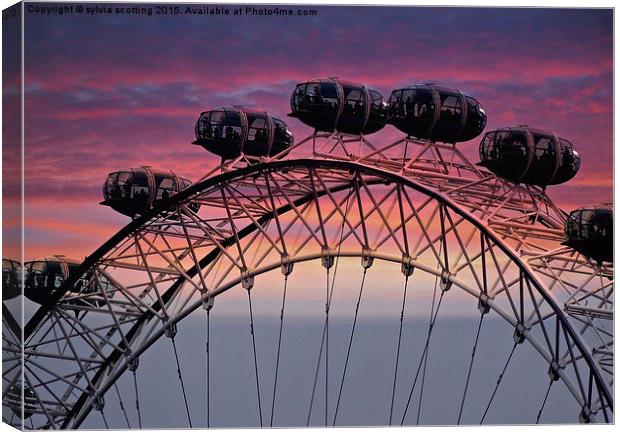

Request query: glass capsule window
[
  {"left": 369, "top": 90, "right": 384, "bottom": 111},
  {"left": 553, "top": 139, "right": 580, "bottom": 183},
  {"left": 195, "top": 112, "right": 211, "bottom": 139},
  {"left": 480, "top": 131, "right": 496, "bottom": 160},
  {"left": 222, "top": 111, "right": 243, "bottom": 143},
  {"left": 28, "top": 260, "right": 64, "bottom": 291},
  {"left": 103, "top": 173, "right": 119, "bottom": 200},
  {"left": 2, "top": 258, "right": 21, "bottom": 299},
  {"left": 391, "top": 86, "right": 436, "bottom": 138},
  {"left": 439, "top": 92, "right": 461, "bottom": 124},
  {"left": 154, "top": 174, "right": 177, "bottom": 201},
  {"left": 208, "top": 111, "right": 225, "bottom": 139},
  {"left": 343, "top": 86, "right": 365, "bottom": 116},
  {"left": 387, "top": 90, "right": 403, "bottom": 117},
  {"left": 367, "top": 90, "right": 387, "bottom": 130},
  {"left": 401, "top": 89, "right": 415, "bottom": 117},
  {"left": 411, "top": 94, "right": 434, "bottom": 120},
  {"left": 578, "top": 210, "right": 596, "bottom": 239},
  {"left": 103, "top": 172, "right": 130, "bottom": 201},
  {"left": 247, "top": 114, "right": 269, "bottom": 146},
  {"left": 494, "top": 130, "right": 511, "bottom": 159},
  {"left": 338, "top": 83, "right": 367, "bottom": 132},
  {"left": 564, "top": 141, "right": 576, "bottom": 166},
  {"left": 462, "top": 97, "right": 487, "bottom": 141},
  {"left": 565, "top": 211, "right": 581, "bottom": 239},
  {"left": 479, "top": 129, "right": 530, "bottom": 183},
  {"left": 533, "top": 133, "right": 556, "bottom": 165},
  {"left": 511, "top": 132, "right": 529, "bottom": 156},
  {"left": 319, "top": 82, "right": 339, "bottom": 113},
  {"left": 273, "top": 118, "right": 294, "bottom": 154},
  {"left": 131, "top": 170, "right": 150, "bottom": 203},
  {"left": 116, "top": 172, "right": 132, "bottom": 199},
  {"left": 291, "top": 84, "right": 306, "bottom": 112},
  {"left": 301, "top": 81, "right": 339, "bottom": 115}
]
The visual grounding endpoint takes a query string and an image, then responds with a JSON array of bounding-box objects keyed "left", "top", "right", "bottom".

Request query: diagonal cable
[
  {"left": 389, "top": 274, "right": 410, "bottom": 425},
  {"left": 113, "top": 382, "right": 131, "bottom": 428},
  {"left": 307, "top": 184, "right": 353, "bottom": 425},
  {"left": 206, "top": 308, "right": 211, "bottom": 428},
  {"left": 480, "top": 342, "right": 517, "bottom": 424},
  {"left": 332, "top": 267, "right": 368, "bottom": 425},
  {"left": 99, "top": 408, "right": 109, "bottom": 429},
  {"left": 400, "top": 290, "right": 445, "bottom": 425},
  {"left": 457, "top": 313, "right": 485, "bottom": 424},
  {"left": 536, "top": 380, "right": 553, "bottom": 424},
  {"left": 132, "top": 370, "right": 142, "bottom": 428},
  {"left": 416, "top": 266, "right": 442, "bottom": 425},
  {"left": 171, "top": 337, "right": 193, "bottom": 427},
  {"left": 270, "top": 275, "right": 289, "bottom": 426},
  {"left": 247, "top": 289, "right": 264, "bottom": 427}
]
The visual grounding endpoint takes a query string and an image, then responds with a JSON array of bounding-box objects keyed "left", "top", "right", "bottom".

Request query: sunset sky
[
  {"left": 2, "top": 7, "right": 614, "bottom": 426},
  {"left": 8, "top": 4, "right": 613, "bottom": 260}
]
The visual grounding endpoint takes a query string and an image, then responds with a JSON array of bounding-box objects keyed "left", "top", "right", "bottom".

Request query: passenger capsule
[
  {"left": 289, "top": 78, "right": 387, "bottom": 135},
  {"left": 6, "top": 379, "right": 37, "bottom": 419},
  {"left": 193, "top": 106, "right": 294, "bottom": 159},
  {"left": 387, "top": 84, "right": 487, "bottom": 142},
  {"left": 3, "top": 257, "right": 21, "bottom": 300},
  {"left": 564, "top": 205, "right": 613, "bottom": 264},
  {"left": 479, "top": 126, "right": 581, "bottom": 186},
  {"left": 24, "top": 256, "right": 89, "bottom": 304},
  {"left": 102, "top": 166, "right": 199, "bottom": 217}
]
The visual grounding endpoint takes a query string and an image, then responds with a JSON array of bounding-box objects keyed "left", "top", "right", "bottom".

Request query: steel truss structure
[{"left": 2, "top": 132, "right": 614, "bottom": 428}]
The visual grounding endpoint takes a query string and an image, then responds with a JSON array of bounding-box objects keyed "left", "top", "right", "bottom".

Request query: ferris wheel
[{"left": 2, "top": 77, "right": 613, "bottom": 429}]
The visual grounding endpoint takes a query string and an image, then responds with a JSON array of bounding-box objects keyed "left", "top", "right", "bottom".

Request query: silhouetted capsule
[
  {"left": 24, "top": 256, "right": 87, "bottom": 304},
  {"left": 387, "top": 84, "right": 486, "bottom": 142},
  {"left": 564, "top": 205, "right": 613, "bottom": 264},
  {"left": 479, "top": 126, "right": 580, "bottom": 186},
  {"left": 2, "top": 257, "right": 21, "bottom": 300},
  {"left": 102, "top": 166, "right": 199, "bottom": 217},
  {"left": 193, "top": 106, "right": 294, "bottom": 159},
  {"left": 289, "top": 78, "right": 387, "bottom": 135}
]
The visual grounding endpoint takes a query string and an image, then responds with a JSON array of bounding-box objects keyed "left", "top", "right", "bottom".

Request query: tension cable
[
  {"left": 332, "top": 267, "right": 368, "bottom": 425},
  {"left": 270, "top": 274, "right": 289, "bottom": 426},
  {"left": 457, "top": 313, "right": 485, "bottom": 424},
  {"left": 480, "top": 342, "right": 518, "bottom": 424},
  {"left": 389, "top": 273, "right": 411, "bottom": 425}
]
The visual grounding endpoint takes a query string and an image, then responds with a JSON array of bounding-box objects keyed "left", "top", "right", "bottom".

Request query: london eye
[{"left": 2, "top": 77, "right": 613, "bottom": 428}]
